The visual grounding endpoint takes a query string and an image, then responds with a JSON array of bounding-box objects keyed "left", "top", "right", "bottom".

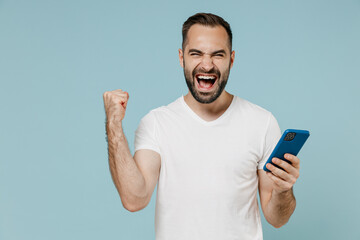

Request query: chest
[{"left": 156, "top": 117, "right": 263, "bottom": 184}]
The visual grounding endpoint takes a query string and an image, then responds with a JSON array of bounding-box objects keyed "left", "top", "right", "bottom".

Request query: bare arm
[
  {"left": 258, "top": 154, "right": 300, "bottom": 228},
  {"left": 104, "top": 89, "right": 161, "bottom": 212}
]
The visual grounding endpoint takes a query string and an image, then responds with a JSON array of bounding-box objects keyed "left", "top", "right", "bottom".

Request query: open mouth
[{"left": 195, "top": 74, "right": 217, "bottom": 90}]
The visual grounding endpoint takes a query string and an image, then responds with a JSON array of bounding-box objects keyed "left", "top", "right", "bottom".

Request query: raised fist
[{"left": 103, "top": 89, "right": 129, "bottom": 122}]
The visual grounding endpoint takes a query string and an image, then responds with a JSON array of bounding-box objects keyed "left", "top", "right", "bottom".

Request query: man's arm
[
  {"left": 104, "top": 89, "right": 161, "bottom": 212},
  {"left": 258, "top": 154, "right": 300, "bottom": 228}
]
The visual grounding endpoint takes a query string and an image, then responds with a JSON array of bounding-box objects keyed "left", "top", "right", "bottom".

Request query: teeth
[{"left": 197, "top": 75, "right": 216, "bottom": 80}]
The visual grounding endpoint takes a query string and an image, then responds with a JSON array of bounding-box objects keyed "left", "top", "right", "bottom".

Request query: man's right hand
[
  {"left": 102, "top": 89, "right": 160, "bottom": 212},
  {"left": 103, "top": 89, "right": 129, "bottom": 122}
]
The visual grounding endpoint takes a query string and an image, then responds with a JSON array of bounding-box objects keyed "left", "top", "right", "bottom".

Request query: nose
[{"left": 200, "top": 55, "right": 214, "bottom": 72}]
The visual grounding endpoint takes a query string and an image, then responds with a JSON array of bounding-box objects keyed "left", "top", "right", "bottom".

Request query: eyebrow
[{"left": 188, "top": 49, "right": 227, "bottom": 55}]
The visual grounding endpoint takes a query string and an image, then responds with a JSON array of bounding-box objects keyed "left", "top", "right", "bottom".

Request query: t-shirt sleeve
[
  {"left": 258, "top": 113, "right": 282, "bottom": 169},
  {"left": 134, "top": 111, "right": 161, "bottom": 154}
]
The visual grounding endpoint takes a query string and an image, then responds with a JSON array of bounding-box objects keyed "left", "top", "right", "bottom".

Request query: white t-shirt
[{"left": 134, "top": 95, "right": 281, "bottom": 240}]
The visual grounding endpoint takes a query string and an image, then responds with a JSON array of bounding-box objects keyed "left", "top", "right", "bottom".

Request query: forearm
[
  {"left": 263, "top": 188, "right": 296, "bottom": 228},
  {"left": 106, "top": 120, "right": 147, "bottom": 211}
]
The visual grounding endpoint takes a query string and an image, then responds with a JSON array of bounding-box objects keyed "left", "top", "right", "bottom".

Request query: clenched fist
[{"left": 103, "top": 89, "right": 129, "bottom": 123}]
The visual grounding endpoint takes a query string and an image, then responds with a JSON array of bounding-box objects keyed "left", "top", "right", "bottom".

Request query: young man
[{"left": 103, "top": 13, "right": 300, "bottom": 240}]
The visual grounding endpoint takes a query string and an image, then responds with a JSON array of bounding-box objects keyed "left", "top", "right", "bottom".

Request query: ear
[
  {"left": 179, "top": 48, "right": 184, "bottom": 68},
  {"left": 230, "top": 50, "right": 235, "bottom": 69}
]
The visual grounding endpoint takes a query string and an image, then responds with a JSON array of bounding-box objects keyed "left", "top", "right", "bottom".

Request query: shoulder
[
  {"left": 233, "top": 96, "right": 274, "bottom": 120},
  {"left": 141, "top": 96, "right": 183, "bottom": 121}
]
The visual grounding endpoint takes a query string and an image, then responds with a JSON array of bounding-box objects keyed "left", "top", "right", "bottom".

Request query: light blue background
[{"left": 1, "top": 0, "right": 359, "bottom": 239}]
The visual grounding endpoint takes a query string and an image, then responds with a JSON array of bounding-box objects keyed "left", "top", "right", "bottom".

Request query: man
[{"left": 103, "top": 13, "right": 300, "bottom": 240}]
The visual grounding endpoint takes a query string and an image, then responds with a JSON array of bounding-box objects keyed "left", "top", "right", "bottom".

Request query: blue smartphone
[{"left": 263, "top": 129, "right": 310, "bottom": 172}]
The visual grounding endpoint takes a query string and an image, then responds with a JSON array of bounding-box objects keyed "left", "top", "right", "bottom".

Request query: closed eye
[
  {"left": 188, "top": 49, "right": 203, "bottom": 56},
  {"left": 212, "top": 50, "right": 226, "bottom": 57}
]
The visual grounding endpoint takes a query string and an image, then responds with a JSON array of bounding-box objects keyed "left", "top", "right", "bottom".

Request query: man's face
[{"left": 179, "top": 24, "right": 235, "bottom": 104}]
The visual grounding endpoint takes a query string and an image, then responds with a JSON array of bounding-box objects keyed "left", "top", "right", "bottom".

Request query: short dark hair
[{"left": 182, "top": 13, "right": 232, "bottom": 50}]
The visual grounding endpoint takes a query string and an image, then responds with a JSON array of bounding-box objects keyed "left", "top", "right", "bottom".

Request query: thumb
[{"left": 122, "top": 92, "right": 129, "bottom": 109}]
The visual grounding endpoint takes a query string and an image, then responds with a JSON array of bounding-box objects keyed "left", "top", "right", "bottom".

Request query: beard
[{"left": 183, "top": 61, "right": 231, "bottom": 104}]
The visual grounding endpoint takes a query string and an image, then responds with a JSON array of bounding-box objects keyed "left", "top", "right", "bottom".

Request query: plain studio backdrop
[{"left": 1, "top": 0, "right": 359, "bottom": 239}]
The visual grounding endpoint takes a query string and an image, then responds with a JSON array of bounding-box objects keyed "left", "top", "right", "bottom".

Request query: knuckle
[
  {"left": 290, "top": 176, "right": 296, "bottom": 185},
  {"left": 275, "top": 177, "right": 282, "bottom": 185},
  {"left": 283, "top": 161, "right": 291, "bottom": 169},
  {"left": 273, "top": 158, "right": 280, "bottom": 165},
  {"left": 286, "top": 179, "right": 293, "bottom": 185},
  {"left": 272, "top": 167, "right": 279, "bottom": 175},
  {"left": 268, "top": 164, "right": 275, "bottom": 171},
  {"left": 278, "top": 160, "right": 285, "bottom": 167},
  {"left": 273, "top": 170, "right": 282, "bottom": 179}
]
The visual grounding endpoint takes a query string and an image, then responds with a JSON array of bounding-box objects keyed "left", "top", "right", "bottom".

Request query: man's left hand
[{"left": 265, "top": 154, "right": 300, "bottom": 193}]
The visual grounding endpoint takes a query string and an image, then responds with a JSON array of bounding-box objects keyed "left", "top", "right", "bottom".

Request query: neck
[{"left": 184, "top": 91, "right": 234, "bottom": 121}]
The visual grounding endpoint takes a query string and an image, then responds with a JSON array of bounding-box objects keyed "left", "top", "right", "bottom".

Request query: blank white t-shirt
[{"left": 134, "top": 95, "right": 281, "bottom": 240}]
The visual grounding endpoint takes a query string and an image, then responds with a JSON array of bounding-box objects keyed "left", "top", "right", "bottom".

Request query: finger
[
  {"left": 103, "top": 90, "right": 127, "bottom": 101},
  {"left": 272, "top": 158, "right": 299, "bottom": 179},
  {"left": 108, "top": 89, "right": 127, "bottom": 97},
  {"left": 266, "top": 172, "right": 292, "bottom": 190},
  {"left": 113, "top": 91, "right": 128, "bottom": 98},
  {"left": 122, "top": 92, "right": 129, "bottom": 108},
  {"left": 104, "top": 95, "right": 127, "bottom": 111},
  {"left": 284, "top": 154, "right": 300, "bottom": 169},
  {"left": 266, "top": 163, "right": 294, "bottom": 183}
]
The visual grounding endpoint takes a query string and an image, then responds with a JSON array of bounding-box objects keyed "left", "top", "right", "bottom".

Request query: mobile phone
[{"left": 263, "top": 129, "right": 310, "bottom": 172}]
